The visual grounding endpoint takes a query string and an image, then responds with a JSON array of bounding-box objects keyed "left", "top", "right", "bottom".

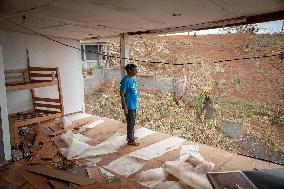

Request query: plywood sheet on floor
[{"left": 28, "top": 165, "right": 96, "bottom": 185}]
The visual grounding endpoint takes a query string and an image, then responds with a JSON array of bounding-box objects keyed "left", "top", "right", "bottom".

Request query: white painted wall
[
  {"left": 0, "top": 30, "right": 85, "bottom": 115},
  {"left": 0, "top": 43, "right": 11, "bottom": 160}
]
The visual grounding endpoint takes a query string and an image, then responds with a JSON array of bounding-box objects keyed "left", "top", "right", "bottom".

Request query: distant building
[{"left": 81, "top": 42, "right": 108, "bottom": 75}]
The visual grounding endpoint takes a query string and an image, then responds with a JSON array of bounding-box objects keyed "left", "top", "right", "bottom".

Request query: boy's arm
[{"left": 120, "top": 92, "right": 128, "bottom": 115}]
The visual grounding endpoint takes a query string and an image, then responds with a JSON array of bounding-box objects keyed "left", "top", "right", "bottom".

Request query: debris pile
[
  {"left": 0, "top": 113, "right": 141, "bottom": 189},
  {"left": 135, "top": 145, "right": 215, "bottom": 189}
]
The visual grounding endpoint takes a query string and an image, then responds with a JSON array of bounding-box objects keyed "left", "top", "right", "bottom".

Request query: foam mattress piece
[
  {"left": 65, "top": 113, "right": 92, "bottom": 122},
  {"left": 60, "top": 137, "right": 90, "bottom": 160},
  {"left": 74, "top": 128, "right": 156, "bottom": 159},
  {"left": 129, "top": 136, "right": 185, "bottom": 160},
  {"left": 104, "top": 156, "right": 145, "bottom": 177},
  {"left": 82, "top": 119, "right": 104, "bottom": 129},
  {"left": 104, "top": 136, "right": 185, "bottom": 177},
  {"left": 164, "top": 144, "right": 214, "bottom": 189},
  {"left": 135, "top": 168, "right": 168, "bottom": 188}
]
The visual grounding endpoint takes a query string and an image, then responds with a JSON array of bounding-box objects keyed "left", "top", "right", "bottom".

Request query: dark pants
[{"left": 126, "top": 109, "right": 136, "bottom": 142}]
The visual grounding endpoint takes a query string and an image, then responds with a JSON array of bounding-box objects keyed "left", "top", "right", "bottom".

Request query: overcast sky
[{"left": 165, "top": 20, "right": 284, "bottom": 36}]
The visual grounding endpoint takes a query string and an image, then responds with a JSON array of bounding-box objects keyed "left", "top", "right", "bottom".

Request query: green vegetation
[
  {"left": 223, "top": 100, "right": 283, "bottom": 127},
  {"left": 233, "top": 78, "right": 241, "bottom": 85},
  {"left": 226, "top": 101, "right": 266, "bottom": 118},
  {"left": 269, "top": 115, "right": 284, "bottom": 127},
  {"left": 212, "top": 80, "right": 219, "bottom": 88},
  {"left": 194, "top": 91, "right": 212, "bottom": 119}
]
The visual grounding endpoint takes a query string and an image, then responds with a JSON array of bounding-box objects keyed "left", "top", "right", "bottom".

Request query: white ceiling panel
[{"left": 0, "top": 0, "right": 283, "bottom": 40}]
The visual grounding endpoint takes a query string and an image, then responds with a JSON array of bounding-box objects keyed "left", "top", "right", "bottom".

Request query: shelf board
[
  {"left": 10, "top": 112, "right": 62, "bottom": 128},
  {"left": 6, "top": 80, "right": 58, "bottom": 91}
]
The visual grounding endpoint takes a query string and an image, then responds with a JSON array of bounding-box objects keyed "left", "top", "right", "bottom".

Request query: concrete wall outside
[
  {"left": 103, "top": 68, "right": 121, "bottom": 81},
  {"left": 137, "top": 75, "right": 176, "bottom": 92},
  {"left": 0, "top": 43, "right": 11, "bottom": 160},
  {"left": 84, "top": 68, "right": 186, "bottom": 94},
  {"left": 0, "top": 30, "right": 85, "bottom": 115}
]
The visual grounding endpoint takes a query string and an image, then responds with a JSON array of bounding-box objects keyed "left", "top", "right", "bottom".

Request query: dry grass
[{"left": 85, "top": 84, "right": 241, "bottom": 153}]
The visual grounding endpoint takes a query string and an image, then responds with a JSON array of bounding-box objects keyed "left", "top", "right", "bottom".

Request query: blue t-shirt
[{"left": 120, "top": 75, "right": 138, "bottom": 109}]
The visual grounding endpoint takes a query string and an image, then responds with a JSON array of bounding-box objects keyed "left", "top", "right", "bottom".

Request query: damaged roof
[{"left": 0, "top": 0, "right": 283, "bottom": 40}]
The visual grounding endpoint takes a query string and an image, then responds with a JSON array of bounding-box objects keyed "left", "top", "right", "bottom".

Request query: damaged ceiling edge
[
  {"left": 126, "top": 10, "right": 284, "bottom": 36},
  {"left": 3, "top": 9, "right": 284, "bottom": 42}
]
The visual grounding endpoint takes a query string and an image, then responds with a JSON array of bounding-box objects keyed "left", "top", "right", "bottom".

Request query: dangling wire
[{"left": 0, "top": 15, "right": 282, "bottom": 67}]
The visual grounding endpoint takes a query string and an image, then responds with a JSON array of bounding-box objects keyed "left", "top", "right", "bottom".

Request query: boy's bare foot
[
  {"left": 127, "top": 141, "right": 140, "bottom": 146},
  {"left": 126, "top": 137, "right": 138, "bottom": 142}
]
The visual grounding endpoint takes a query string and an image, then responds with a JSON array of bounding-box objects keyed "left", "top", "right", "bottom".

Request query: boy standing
[{"left": 120, "top": 64, "right": 139, "bottom": 146}]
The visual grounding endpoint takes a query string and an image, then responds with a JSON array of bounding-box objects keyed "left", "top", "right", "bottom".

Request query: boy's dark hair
[{"left": 125, "top": 64, "right": 137, "bottom": 73}]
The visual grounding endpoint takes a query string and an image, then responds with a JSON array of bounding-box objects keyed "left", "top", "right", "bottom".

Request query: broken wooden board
[
  {"left": 29, "top": 142, "right": 53, "bottom": 164},
  {"left": 16, "top": 181, "right": 36, "bottom": 189},
  {"left": 48, "top": 179, "right": 69, "bottom": 189},
  {"left": 41, "top": 144, "right": 58, "bottom": 160},
  {"left": 61, "top": 178, "right": 147, "bottom": 189},
  {"left": 49, "top": 116, "right": 98, "bottom": 137},
  {"left": 27, "top": 165, "right": 96, "bottom": 185},
  {"left": 0, "top": 171, "right": 26, "bottom": 189},
  {"left": 21, "top": 168, "right": 52, "bottom": 189},
  {"left": 86, "top": 166, "right": 106, "bottom": 183},
  {"left": 34, "top": 133, "right": 52, "bottom": 146}
]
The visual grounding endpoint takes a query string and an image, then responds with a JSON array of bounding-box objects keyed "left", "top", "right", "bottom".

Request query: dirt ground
[{"left": 86, "top": 33, "right": 284, "bottom": 163}]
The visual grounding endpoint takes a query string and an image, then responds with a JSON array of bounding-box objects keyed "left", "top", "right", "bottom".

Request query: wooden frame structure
[{"left": 5, "top": 66, "right": 64, "bottom": 149}]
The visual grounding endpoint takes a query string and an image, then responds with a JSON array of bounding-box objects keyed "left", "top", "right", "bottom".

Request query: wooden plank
[
  {"left": 86, "top": 167, "right": 106, "bottom": 183},
  {"left": 30, "top": 73, "right": 54, "bottom": 78},
  {"left": 27, "top": 79, "right": 54, "bottom": 82},
  {"left": 41, "top": 144, "right": 58, "bottom": 160},
  {"left": 30, "top": 142, "right": 53, "bottom": 164},
  {"left": 6, "top": 80, "right": 52, "bottom": 86},
  {"left": 48, "top": 180, "right": 69, "bottom": 189},
  {"left": 33, "top": 133, "right": 52, "bottom": 147},
  {"left": 27, "top": 165, "right": 96, "bottom": 185},
  {"left": 29, "top": 67, "right": 57, "bottom": 71},
  {"left": 20, "top": 168, "right": 53, "bottom": 189},
  {"left": 55, "top": 67, "right": 64, "bottom": 114},
  {"left": 17, "top": 182, "right": 36, "bottom": 189},
  {"left": 60, "top": 178, "right": 147, "bottom": 189},
  {"left": 6, "top": 80, "right": 58, "bottom": 91},
  {"left": 33, "top": 97, "right": 61, "bottom": 103},
  {"left": 34, "top": 102, "right": 61, "bottom": 109},
  {"left": 5, "top": 81, "right": 26, "bottom": 85},
  {"left": 35, "top": 109, "right": 62, "bottom": 114},
  {"left": 13, "top": 112, "right": 62, "bottom": 127},
  {"left": 5, "top": 75, "right": 25, "bottom": 80},
  {"left": 49, "top": 116, "right": 97, "bottom": 136},
  {"left": 4, "top": 69, "right": 27, "bottom": 74}
]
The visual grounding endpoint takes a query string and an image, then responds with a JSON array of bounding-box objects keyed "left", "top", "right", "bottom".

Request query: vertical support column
[
  {"left": 56, "top": 67, "right": 64, "bottom": 115},
  {"left": 120, "top": 33, "right": 129, "bottom": 78},
  {"left": 0, "top": 44, "right": 12, "bottom": 161}
]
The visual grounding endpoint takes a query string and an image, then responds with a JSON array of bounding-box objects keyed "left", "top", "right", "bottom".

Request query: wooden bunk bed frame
[{"left": 5, "top": 66, "right": 64, "bottom": 149}]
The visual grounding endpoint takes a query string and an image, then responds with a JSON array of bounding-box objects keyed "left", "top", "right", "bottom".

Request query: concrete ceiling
[{"left": 0, "top": 0, "right": 283, "bottom": 40}]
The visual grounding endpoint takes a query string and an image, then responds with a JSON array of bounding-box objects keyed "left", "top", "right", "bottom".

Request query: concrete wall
[
  {"left": 0, "top": 30, "right": 85, "bottom": 115},
  {"left": 84, "top": 68, "right": 185, "bottom": 93},
  {"left": 0, "top": 44, "right": 11, "bottom": 160}
]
